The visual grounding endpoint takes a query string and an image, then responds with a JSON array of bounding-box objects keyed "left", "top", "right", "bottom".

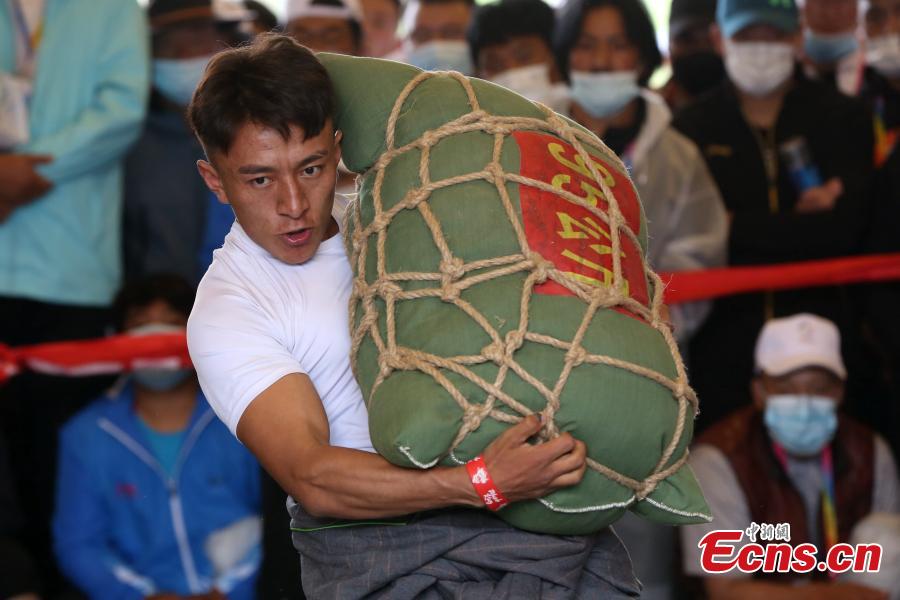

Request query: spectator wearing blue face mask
[
  {"left": 124, "top": 0, "right": 239, "bottom": 285},
  {"left": 401, "top": 0, "right": 475, "bottom": 73},
  {"left": 554, "top": 0, "right": 728, "bottom": 348},
  {"left": 681, "top": 313, "right": 900, "bottom": 599},
  {"left": 53, "top": 274, "right": 262, "bottom": 600},
  {"left": 800, "top": 0, "right": 866, "bottom": 96}
]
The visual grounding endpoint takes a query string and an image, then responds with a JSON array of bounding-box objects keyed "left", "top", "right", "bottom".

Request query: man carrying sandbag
[{"left": 186, "top": 33, "right": 640, "bottom": 599}]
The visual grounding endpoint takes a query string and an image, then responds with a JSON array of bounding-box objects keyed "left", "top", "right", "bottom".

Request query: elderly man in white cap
[{"left": 680, "top": 313, "right": 900, "bottom": 600}]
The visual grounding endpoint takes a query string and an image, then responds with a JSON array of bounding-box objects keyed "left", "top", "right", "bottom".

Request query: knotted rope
[{"left": 347, "top": 70, "right": 698, "bottom": 502}]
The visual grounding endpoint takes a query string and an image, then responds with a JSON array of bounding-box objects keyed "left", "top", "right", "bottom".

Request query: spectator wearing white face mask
[
  {"left": 673, "top": 0, "right": 874, "bottom": 436},
  {"left": 401, "top": 0, "right": 474, "bottom": 73},
  {"left": 467, "top": 0, "right": 570, "bottom": 114},
  {"left": 865, "top": 0, "right": 900, "bottom": 79},
  {"left": 554, "top": 0, "right": 728, "bottom": 348}
]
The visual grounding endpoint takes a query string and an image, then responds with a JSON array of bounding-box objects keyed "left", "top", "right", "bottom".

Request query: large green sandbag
[{"left": 320, "top": 52, "right": 711, "bottom": 534}]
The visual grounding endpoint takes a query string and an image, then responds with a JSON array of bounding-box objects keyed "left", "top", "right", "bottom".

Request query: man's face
[
  {"left": 752, "top": 367, "right": 845, "bottom": 411},
  {"left": 568, "top": 6, "right": 641, "bottom": 73},
  {"left": 669, "top": 21, "right": 715, "bottom": 60},
  {"left": 197, "top": 122, "right": 342, "bottom": 266},
  {"left": 866, "top": 0, "right": 900, "bottom": 37},
  {"left": 803, "top": 0, "right": 858, "bottom": 34},
  {"left": 477, "top": 35, "right": 559, "bottom": 80},
  {"left": 360, "top": 0, "right": 400, "bottom": 56},
  {"left": 153, "top": 21, "right": 220, "bottom": 59},
  {"left": 408, "top": 1, "right": 472, "bottom": 47},
  {"left": 287, "top": 17, "right": 358, "bottom": 54}
]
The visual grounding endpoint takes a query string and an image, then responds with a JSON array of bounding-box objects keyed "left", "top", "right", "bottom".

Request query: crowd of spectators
[{"left": 0, "top": 0, "right": 898, "bottom": 597}]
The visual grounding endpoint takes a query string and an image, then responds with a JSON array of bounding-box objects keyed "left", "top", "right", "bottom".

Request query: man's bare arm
[{"left": 237, "top": 373, "right": 587, "bottom": 519}]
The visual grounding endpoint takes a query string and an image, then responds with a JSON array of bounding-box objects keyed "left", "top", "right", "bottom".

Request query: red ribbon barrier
[
  {"left": 660, "top": 253, "right": 900, "bottom": 304},
  {"left": 2, "top": 253, "right": 900, "bottom": 384},
  {"left": 0, "top": 332, "right": 191, "bottom": 385}
]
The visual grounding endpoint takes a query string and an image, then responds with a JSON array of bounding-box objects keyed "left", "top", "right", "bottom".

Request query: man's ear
[
  {"left": 788, "top": 30, "right": 804, "bottom": 56},
  {"left": 751, "top": 376, "right": 768, "bottom": 412},
  {"left": 334, "top": 129, "right": 344, "bottom": 162},
  {"left": 834, "top": 379, "right": 846, "bottom": 408},
  {"left": 710, "top": 23, "right": 725, "bottom": 56},
  {"left": 197, "top": 159, "right": 229, "bottom": 205}
]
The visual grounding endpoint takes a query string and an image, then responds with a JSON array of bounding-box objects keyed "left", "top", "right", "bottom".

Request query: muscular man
[{"left": 186, "top": 34, "right": 639, "bottom": 598}]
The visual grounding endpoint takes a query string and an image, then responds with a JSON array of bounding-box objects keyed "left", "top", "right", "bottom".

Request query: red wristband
[{"left": 465, "top": 455, "right": 510, "bottom": 511}]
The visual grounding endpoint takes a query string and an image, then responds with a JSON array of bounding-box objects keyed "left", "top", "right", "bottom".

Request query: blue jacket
[
  {"left": 0, "top": 0, "right": 149, "bottom": 305},
  {"left": 53, "top": 383, "right": 262, "bottom": 600}
]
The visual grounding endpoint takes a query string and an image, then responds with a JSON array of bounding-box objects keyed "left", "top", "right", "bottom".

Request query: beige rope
[{"left": 348, "top": 70, "right": 698, "bottom": 503}]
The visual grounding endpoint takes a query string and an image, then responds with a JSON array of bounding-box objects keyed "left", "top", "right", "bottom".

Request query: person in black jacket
[
  {"left": 673, "top": 0, "right": 874, "bottom": 433},
  {"left": 860, "top": 0, "right": 900, "bottom": 456}
]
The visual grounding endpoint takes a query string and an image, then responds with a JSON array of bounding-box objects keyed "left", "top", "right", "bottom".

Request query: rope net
[{"left": 347, "top": 70, "right": 699, "bottom": 502}]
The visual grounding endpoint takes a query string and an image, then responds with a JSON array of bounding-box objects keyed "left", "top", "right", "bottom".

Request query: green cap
[{"left": 716, "top": 0, "right": 799, "bottom": 38}]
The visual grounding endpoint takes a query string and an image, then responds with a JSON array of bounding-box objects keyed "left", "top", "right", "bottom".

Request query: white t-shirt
[{"left": 187, "top": 217, "right": 375, "bottom": 453}]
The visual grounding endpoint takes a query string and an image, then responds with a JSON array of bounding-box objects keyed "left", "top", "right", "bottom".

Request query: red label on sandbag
[{"left": 513, "top": 131, "right": 649, "bottom": 308}]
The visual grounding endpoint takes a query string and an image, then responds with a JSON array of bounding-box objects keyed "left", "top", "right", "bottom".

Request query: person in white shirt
[{"left": 186, "top": 33, "right": 639, "bottom": 598}]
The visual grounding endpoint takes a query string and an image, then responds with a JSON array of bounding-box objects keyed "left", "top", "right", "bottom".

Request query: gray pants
[{"left": 289, "top": 500, "right": 641, "bottom": 599}]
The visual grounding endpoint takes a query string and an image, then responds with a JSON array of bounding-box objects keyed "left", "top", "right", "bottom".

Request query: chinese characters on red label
[{"left": 512, "top": 131, "right": 649, "bottom": 310}]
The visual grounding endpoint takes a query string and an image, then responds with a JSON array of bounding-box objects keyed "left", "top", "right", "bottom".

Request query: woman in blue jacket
[{"left": 53, "top": 275, "right": 262, "bottom": 600}]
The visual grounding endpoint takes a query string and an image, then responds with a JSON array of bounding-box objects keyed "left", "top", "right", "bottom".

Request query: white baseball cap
[{"left": 754, "top": 313, "right": 847, "bottom": 379}]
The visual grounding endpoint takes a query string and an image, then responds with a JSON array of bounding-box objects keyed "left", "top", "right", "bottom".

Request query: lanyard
[
  {"left": 9, "top": 0, "right": 42, "bottom": 75},
  {"left": 874, "top": 96, "right": 900, "bottom": 168},
  {"left": 772, "top": 441, "right": 839, "bottom": 578}
]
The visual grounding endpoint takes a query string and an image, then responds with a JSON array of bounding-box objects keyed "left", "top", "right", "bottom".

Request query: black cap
[
  {"left": 148, "top": 0, "right": 215, "bottom": 32},
  {"left": 669, "top": 0, "right": 717, "bottom": 37}
]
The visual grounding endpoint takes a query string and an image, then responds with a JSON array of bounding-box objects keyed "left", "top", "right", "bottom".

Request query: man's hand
[
  {"left": 0, "top": 154, "right": 53, "bottom": 221},
  {"left": 482, "top": 414, "right": 587, "bottom": 502},
  {"left": 794, "top": 177, "right": 842, "bottom": 214}
]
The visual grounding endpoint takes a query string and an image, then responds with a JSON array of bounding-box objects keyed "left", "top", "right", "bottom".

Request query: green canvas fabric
[{"left": 320, "top": 52, "right": 711, "bottom": 534}]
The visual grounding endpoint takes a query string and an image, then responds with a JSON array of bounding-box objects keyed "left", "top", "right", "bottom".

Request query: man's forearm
[
  {"left": 279, "top": 446, "right": 481, "bottom": 519},
  {"left": 236, "top": 374, "right": 581, "bottom": 520}
]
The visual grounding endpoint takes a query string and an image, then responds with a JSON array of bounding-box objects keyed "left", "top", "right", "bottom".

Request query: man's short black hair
[
  {"left": 553, "top": 0, "right": 662, "bottom": 85},
  {"left": 188, "top": 33, "right": 335, "bottom": 157},
  {"left": 113, "top": 274, "right": 197, "bottom": 331},
  {"left": 467, "top": 0, "right": 555, "bottom": 65}
]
